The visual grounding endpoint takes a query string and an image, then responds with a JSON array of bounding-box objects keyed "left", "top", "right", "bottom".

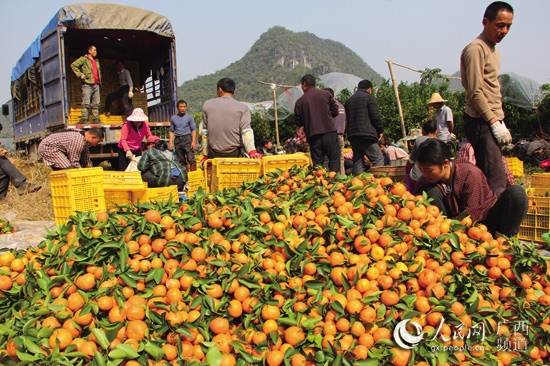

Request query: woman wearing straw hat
[
  {"left": 426, "top": 92, "right": 454, "bottom": 143},
  {"left": 117, "top": 108, "right": 153, "bottom": 171}
]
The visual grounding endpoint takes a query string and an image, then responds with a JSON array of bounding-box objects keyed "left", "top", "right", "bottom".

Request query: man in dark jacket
[
  {"left": 295, "top": 74, "right": 340, "bottom": 172},
  {"left": 344, "top": 80, "right": 385, "bottom": 174}
]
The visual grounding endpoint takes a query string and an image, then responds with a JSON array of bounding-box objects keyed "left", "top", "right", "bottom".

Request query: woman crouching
[{"left": 414, "top": 138, "right": 527, "bottom": 237}]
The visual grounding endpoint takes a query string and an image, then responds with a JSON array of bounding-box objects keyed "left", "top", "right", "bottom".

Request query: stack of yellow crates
[
  {"left": 50, "top": 168, "right": 106, "bottom": 225},
  {"left": 518, "top": 173, "right": 550, "bottom": 242}
]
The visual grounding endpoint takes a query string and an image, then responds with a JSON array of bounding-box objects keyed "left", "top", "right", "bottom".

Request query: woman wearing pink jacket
[{"left": 117, "top": 108, "right": 152, "bottom": 171}]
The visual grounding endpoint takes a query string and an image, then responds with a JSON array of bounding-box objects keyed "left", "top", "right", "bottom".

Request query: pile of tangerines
[
  {"left": 0, "top": 166, "right": 549, "bottom": 366},
  {"left": 0, "top": 218, "right": 15, "bottom": 235}
]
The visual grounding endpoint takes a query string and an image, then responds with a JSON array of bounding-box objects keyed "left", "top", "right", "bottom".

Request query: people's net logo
[
  {"left": 394, "top": 319, "right": 424, "bottom": 349},
  {"left": 393, "top": 317, "right": 529, "bottom": 352}
]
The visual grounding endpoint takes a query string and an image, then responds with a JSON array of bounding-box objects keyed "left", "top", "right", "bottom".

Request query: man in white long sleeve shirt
[{"left": 105, "top": 60, "right": 134, "bottom": 117}]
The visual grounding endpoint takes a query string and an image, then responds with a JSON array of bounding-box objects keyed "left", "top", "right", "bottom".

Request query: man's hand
[
  {"left": 248, "top": 150, "right": 262, "bottom": 159},
  {"left": 169, "top": 143, "right": 174, "bottom": 151},
  {"left": 128, "top": 90, "right": 134, "bottom": 99},
  {"left": 191, "top": 141, "right": 196, "bottom": 150},
  {"left": 125, "top": 150, "right": 134, "bottom": 159},
  {"left": 0, "top": 149, "right": 7, "bottom": 158},
  {"left": 490, "top": 120, "right": 512, "bottom": 146}
]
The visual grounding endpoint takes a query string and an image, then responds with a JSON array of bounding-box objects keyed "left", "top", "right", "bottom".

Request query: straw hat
[
  {"left": 403, "top": 128, "right": 422, "bottom": 141},
  {"left": 426, "top": 93, "right": 448, "bottom": 106},
  {"left": 127, "top": 108, "right": 148, "bottom": 122}
]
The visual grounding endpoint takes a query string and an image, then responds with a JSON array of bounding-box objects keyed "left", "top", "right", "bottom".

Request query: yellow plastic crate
[
  {"left": 50, "top": 167, "right": 106, "bottom": 225},
  {"left": 262, "top": 154, "right": 311, "bottom": 175},
  {"left": 295, "top": 152, "right": 312, "bottom": 165},
  {"left": 506, "top": 157, "right": 523, "bottom": 177},
  {"left": 518, "top": 196, "right": 550, "bottom": 243},
  {"left": 211, "top": 158, "right": 262, "bottom": 191},
  {"left": 103, "top": 171, "right": 144, "bottom": 190},
  {"left": 531, "top": 173, "right": 550, "bottom": 188},
  {"left": 529, "top": 173, "right": 550, "bottom": 196},
  {"left": 146, "top": 185, "right": 180, "bottom": 203},
  {"left": 204, "top": 160, "right": 213, "bottom": 192},
  {"left": 187, "top": 169, "right": 207, "bottom": 197},
  {"left": 105, "top": 190, "right": 147, "bottom": 209}
]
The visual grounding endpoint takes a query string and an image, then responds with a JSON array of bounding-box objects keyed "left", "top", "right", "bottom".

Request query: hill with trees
[{"left": 178, "top": 26, "right": 384, "bottom": 112}]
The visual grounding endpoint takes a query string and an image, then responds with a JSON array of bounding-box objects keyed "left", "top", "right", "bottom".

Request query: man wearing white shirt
[
  {"left": 105, "top": 60, "right": 134, "bottom": 117},
  {"left": 426, "top": 93, "right": 453, "bottom": 142}
]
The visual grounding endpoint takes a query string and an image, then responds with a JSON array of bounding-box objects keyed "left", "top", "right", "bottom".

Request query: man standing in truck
[
  {"left": 71, "top": 45, "right": 102, "bottom": 123},
  {"left": 104, "top": 60, "right": 133, "bottom": 118}
]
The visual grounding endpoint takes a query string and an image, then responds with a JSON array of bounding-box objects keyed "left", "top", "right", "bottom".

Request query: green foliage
[
  {"left": 374, "top": 79, "right": 466, "bottom": 141},
  {"left": 178, "top": 26, "right": 384, "bottom": 113},
  {"left": 255, "top": 79, "right": 550, "bottom": 144},
  {"left": 190, "top": 112, "right": 202, "bottom": 130},
  {"left": 251, "top": 112, "right": 296, "bottom": 148},
  {"left": 503, "top": 83, "right": 550, "bottom": 139},
  {"left": 336, "top": 88, "right": 353, "bottom": 105}
]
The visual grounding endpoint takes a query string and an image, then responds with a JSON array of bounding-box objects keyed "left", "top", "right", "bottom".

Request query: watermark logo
[
  {"left": 393, "top": 319, "right": 424, "bottom": 349},
  {"left": 393, "top": 318, "right": 529, "bottom": 352}
]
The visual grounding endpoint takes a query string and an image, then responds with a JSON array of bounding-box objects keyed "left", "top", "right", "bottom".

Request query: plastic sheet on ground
[{"left": 0, "top": 214, "right": 55, "bottom": 251}]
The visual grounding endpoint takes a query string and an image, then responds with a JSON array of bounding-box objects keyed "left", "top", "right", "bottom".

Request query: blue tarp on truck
[
  {"left": 9, "top": 3, "right": 178, "bottom": 166},
  {"left": 12, "top": 3, "right": 175, "bottom": 82}
]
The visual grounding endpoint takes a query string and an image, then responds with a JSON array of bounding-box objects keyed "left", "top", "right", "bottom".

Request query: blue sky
[{"left": 0, "top": 0, "right": 548, "bottom": 104}]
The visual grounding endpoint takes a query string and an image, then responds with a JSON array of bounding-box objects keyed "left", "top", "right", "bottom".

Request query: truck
[{"left": 5, "top": 3, "right": 178, "bottom": 168}]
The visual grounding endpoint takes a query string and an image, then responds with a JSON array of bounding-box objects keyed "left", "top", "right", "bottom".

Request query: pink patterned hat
[
  {"left": 147, "top": 135, "right": 160, "bottom": 143},
  {"left": 127, "top": 108, "right": 148, "bottom": 122}
]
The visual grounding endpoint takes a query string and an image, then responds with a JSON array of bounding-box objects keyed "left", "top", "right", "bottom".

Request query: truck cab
[{"left": 8, "top": 3, "right": 178, "bottom": 168}]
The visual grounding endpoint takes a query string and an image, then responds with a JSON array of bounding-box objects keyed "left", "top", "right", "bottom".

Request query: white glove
[
  {"left": 126, "top": 150, "right": 134, "bottom": 159},
  {"left": 490, "top": 120, "right": 512, "bottom": 146},
  {"left": 128, "top": 90, "right": 134, "bottom": 99}
]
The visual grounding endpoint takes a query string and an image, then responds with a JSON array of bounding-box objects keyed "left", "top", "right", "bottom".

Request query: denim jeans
[{"left": 82, "top": 84, "right": 100, "bottom": 121}]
